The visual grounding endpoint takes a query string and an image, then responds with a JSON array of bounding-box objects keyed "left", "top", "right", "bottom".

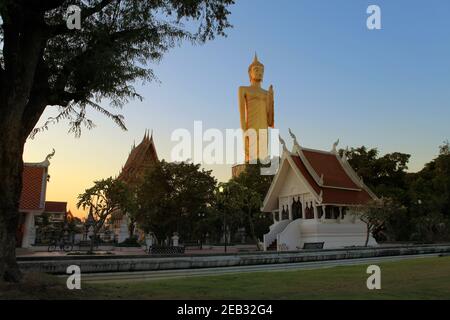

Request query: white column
[
  {"left": 288, "top": 196, "right": 293, "bottom": 220},
  {"left": 301, "top": 197, "right": 305, "bottom": 219},
  {"left": 279, "top": 207, "right": 283, "bottom": 221},
  {"left": 322, "top": 205, "right": 326, "bottom": 222},
  {"left": 339, "top": 207, "right": 343, "bottom": 222}
]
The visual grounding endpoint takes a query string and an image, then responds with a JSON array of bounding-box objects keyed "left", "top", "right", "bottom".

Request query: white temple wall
[
  {"left": 21, "top": 212, "right": 38, "bottom": 248},
  {"left": 298, "top": 220, "right": 377, "bottom": 249}
]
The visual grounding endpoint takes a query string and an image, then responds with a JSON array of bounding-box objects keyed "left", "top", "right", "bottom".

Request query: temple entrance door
[{"left": 292, "top": 198, "right": 302, "bottom": 220}]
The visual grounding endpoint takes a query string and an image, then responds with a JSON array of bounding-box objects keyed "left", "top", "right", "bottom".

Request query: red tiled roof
[
  {"left": 291, "top": 151, "right": 375, "bottom": 205},
  {"left": 19, "top": 165, "right": 47, "bottom": 211},
  {"left": 45, "top": 201, "right": 67, "bottom": 213},
  {"left": 302, "top": 149, "right": 358, "bottom": 189},
  {"left": 322, "top": 188, "right": 372, "bottom": 205},
  {"left": 291, "top": 156, "right": 321, "bottom": 194}
]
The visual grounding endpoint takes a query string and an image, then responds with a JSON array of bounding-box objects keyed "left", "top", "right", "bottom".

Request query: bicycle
[{"left": 48, "top": 239, "right": 73, "bottom": 252}]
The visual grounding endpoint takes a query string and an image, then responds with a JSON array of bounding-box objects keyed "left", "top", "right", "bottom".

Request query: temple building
[
  {"left": 17, "top": 151, "right": 69, "bottom": 248},
  {"left": 262, "top": 130, "right": 378, "bottom": 250},
  {"left": 112, "top": 130, "right": 159, "bottom": 242}
]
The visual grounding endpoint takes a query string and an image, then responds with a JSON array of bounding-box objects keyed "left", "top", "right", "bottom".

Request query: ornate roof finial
[
  {"left": 45, "top": 148, "right": 55, "bottom": 161},
  {"left": 279, "top": 135, "right": 288, "bottom": 152},
  {"left": 332, "top": 138, "right": 340, "bottom": 153},
  {"left": 288, "top": 128, "right": 300, "bottom": 147},
  {"left": 318, "top": 190, "right": 323, "bottom": 204}
]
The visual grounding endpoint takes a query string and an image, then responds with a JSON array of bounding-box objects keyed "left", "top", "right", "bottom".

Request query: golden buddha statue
[{"left": 239, "top": 54, "right": 275, "bottom": 162}]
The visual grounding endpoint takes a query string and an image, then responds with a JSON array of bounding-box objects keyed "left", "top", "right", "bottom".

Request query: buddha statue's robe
[{"left": 239, "top": 85, "right": 274, "bottom": 162}]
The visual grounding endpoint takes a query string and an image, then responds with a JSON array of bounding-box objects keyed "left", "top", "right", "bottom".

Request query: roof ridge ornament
[
  {"left": 288, "top": 128, "right": 300, "bottom": 150},
  {"left": 45, "top": 148, "right": 56, "bottom": 162},
  {"left": 332, "top": 139, "right": 340, "bottom": 153},
  {"left": 318, "top": 190, "right": 323, "bottom": 204},
  {"left": 279, "top": 135, "right": 288, "bottom": 152}
]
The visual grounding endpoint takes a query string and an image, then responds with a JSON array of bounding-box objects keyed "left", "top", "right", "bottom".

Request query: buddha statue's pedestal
[{"left": 232, "top": 164, "right": 247, "bottom": 178}]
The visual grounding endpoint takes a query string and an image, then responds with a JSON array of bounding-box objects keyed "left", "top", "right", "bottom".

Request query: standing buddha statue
[{"left": 238, "top": 54, "right": 275, "bottom": 163}]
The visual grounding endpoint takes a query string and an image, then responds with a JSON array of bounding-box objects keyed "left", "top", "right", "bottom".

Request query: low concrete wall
[{"left": 17, "top": 244, "right": 450, "bottom": 275}]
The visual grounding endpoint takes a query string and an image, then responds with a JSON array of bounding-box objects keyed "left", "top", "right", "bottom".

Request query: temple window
[
  {"left": 333, "top": 206, "right": 340, "bottom": 219},
  {"left": 281, "top": 205, "right": 289, "bottom": 220},
  {"left": 342, "top": 207, "right": 348, "bottom": 219},
  {"left": 317, "top": 206, "right": 324, "bottom": 219}
]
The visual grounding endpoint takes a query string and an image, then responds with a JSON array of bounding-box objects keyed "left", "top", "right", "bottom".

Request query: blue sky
[{"left": 25, "top": 0, "right": 450, "bottom": 216}]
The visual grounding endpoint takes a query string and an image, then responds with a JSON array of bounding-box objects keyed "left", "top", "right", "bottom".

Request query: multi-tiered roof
[{"left": 118, "top": 130, "right": 159, "bottom": 186}]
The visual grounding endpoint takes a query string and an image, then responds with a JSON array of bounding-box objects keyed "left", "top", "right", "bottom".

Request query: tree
[
  {"left": 210, "top": 165, "right": 274, "bottom": 248},
  {"left": 353, "top": 198, "right": 405, "bottom": 246},
  {"left": 339, "top": 146, "right": 410, "bottom": 202},
  {"left": 77, "top": 177, "right": 131, "bottom": 252},
  {"left": 408, "top": 141, "right": 450, "bottom": 227},
  {"left": 123, "top": 186, "right": 139, "bottom": 240},
  {"left": 216, "top": 181, "right": 263, "bottom": 249},
  {"left": 137, "top": 160, "right": 216, "bottom": 244},
  {"left": 232, "top": 164, "right": 273, "bottom": 244},
  {"left": 0, "top": 0, "right": 233, "bottom": 281}
]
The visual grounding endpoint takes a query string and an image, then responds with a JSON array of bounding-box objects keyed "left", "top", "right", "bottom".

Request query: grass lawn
[{"left": 1, "top": 256, "right": 450, "bottom": 300}]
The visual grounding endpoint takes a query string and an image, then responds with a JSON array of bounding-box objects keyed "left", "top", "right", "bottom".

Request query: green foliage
[
  {"left": 0, "top": 0, "right": 234, "bottom": 137},
  {"left": 342, "top": 143, "right": 450, "bottom": 243},
  {"left": 353, "top": 198, "right": 406, "bottom": 245},
  {"left": 213, "top": 164, "right": 273, "bottom": 245},
  {"left": 77, "top": 177, "right": 131, "bottom": 234},
  {"left": 339, "top": 146, "right": 410, "bottom": 202},
  {"left": 408, "top": 148, "right": 450, "bottom": 219},
  {"left": 410, "top": 212, "right": 449, "bottom": 243},
  {"left": 137, "top": 160, "right": 216, "bottom": 244}
]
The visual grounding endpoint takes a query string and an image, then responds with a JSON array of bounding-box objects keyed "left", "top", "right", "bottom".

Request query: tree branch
[
  {"left": 38, "top": 0, "right": 67, "bottom": 11},
  {"left": 46, "top": 0, "right": 116, "bottom": 37}
]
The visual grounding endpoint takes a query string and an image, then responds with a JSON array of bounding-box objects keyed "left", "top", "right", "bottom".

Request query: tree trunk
[
  {"left": 247, "top": 208, "right": 260, "bottom": 250},
  {"left": 128, "top": 218, "right": 135, "bottom": 239},
  {"left": 365, "top": 224, "right": 371, "bottom": 247},
  {"left": 0, "top": 124, "right": 25, "bottom": 282}
]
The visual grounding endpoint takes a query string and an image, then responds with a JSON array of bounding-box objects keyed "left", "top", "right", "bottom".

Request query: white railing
[
  {"left": 277, "top": 219, "right": 303, "bottom": 251},
  {"left": 263, "top": 220, "right": 291, "bottom": 251}
]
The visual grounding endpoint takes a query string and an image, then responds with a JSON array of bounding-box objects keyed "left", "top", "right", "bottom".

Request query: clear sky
[{"left": 24, "top": 0, "right": 450, "bottom": 218}]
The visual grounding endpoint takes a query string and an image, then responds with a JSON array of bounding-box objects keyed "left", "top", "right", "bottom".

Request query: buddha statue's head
[{"left": 248, "top": 53, "right": 264, "bottom": 84}]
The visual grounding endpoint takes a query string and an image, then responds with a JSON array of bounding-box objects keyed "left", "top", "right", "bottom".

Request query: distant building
[
  {"left": 112, "top": 130, "right": 159, "bottom": 243},
  {"left": 17, "top": 159, "right": 50, "bottom": 248},
  {"left": 262, "top": 134, "right": 378, "bottom": 250},
  {"left": 34, "top": 201, "right": 68, "bottom": 244},
  {"left": 17, "top": 151, "right": 69, "bottom": 248},
  {"left": 44, "top": 201, "right": 67, "bottom": 223}
]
